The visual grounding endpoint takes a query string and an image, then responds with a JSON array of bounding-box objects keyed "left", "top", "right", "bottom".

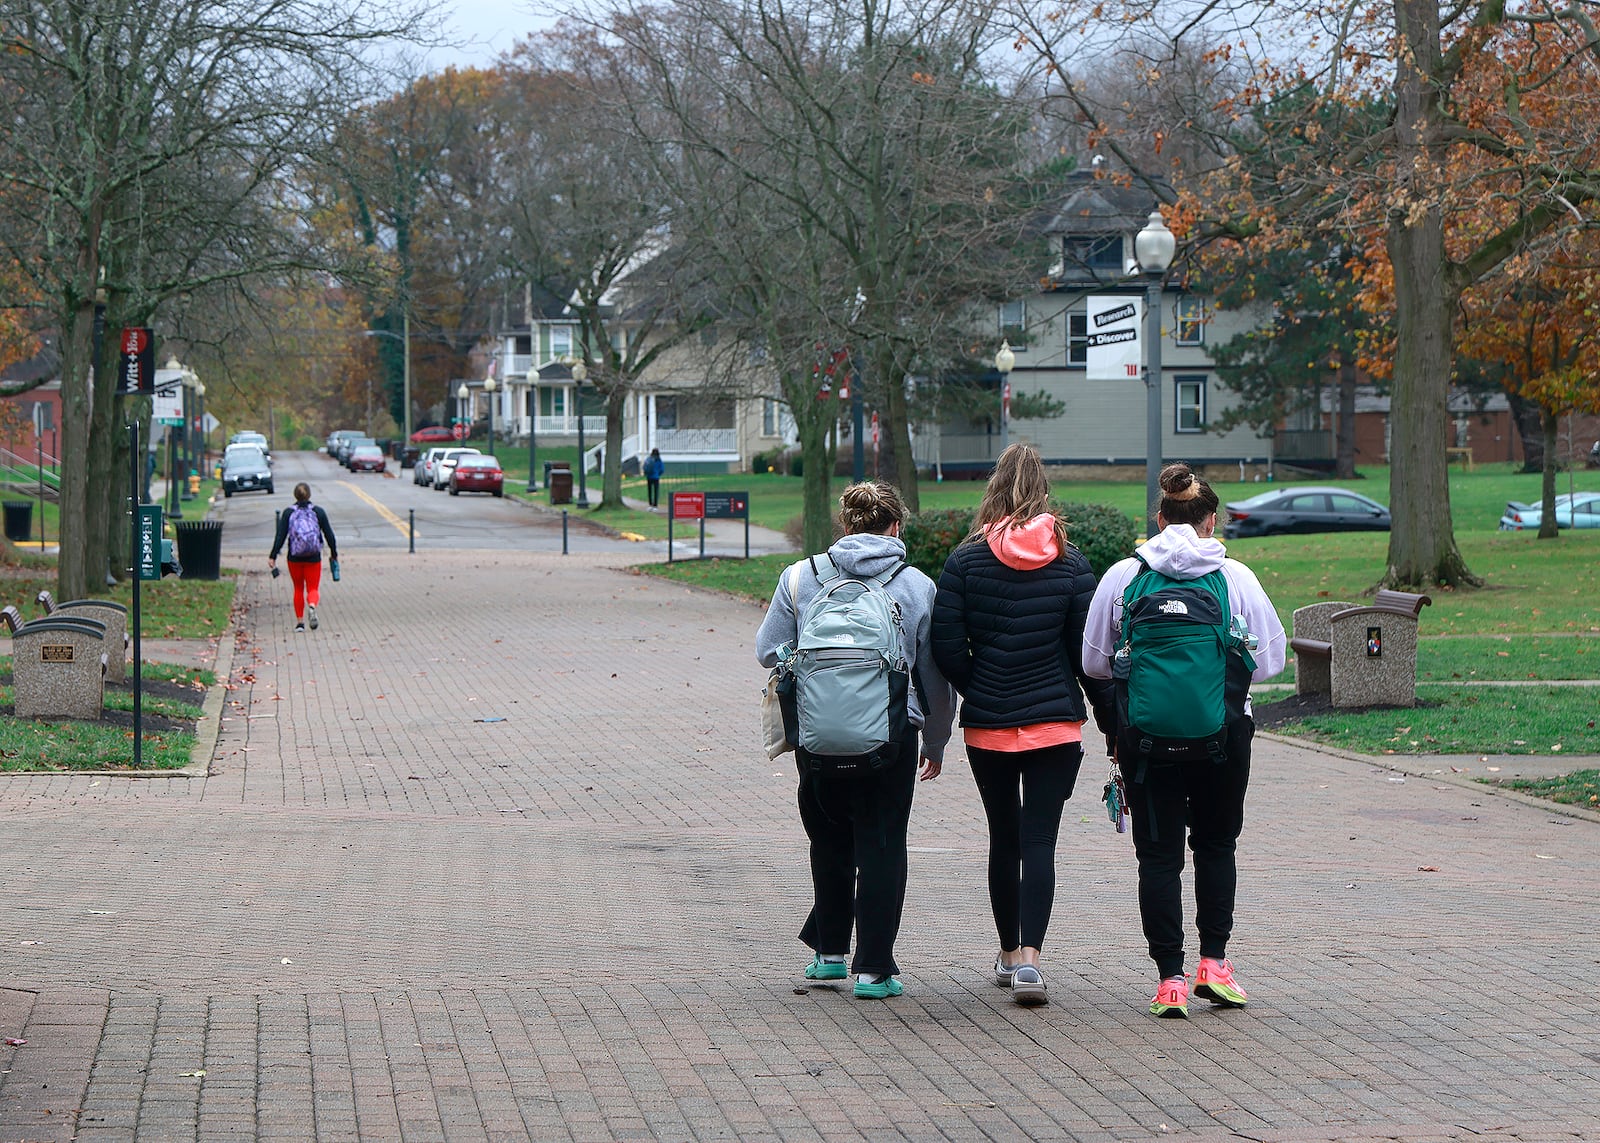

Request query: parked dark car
[
  {"left": 1222, "top": 486, "right": 1390, "bottom": 539},
  {"left": 449, "top": 454, "right": 505, "bottom": 497},
  {"left": 221, "top": 445, "right": 274, "bottom": 498},
  {"left": 348, "top": 444, "right": 387, "bottom": 473}
]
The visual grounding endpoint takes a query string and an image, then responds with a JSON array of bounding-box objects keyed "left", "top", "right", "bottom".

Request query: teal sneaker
[
  {"left": 804, "top": 955, "right": 847, "bottom": 981},
  {"left": 853, "top": 975, "right": 903, "bottom": 999}
]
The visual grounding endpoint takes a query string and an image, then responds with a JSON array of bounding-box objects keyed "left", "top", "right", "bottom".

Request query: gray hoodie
[
  {"left": 755, "top": 533, "right": 957, "bottom": 764},
  {"left": 1082, "top": 524, "right": 1287, "bottom": 707}
]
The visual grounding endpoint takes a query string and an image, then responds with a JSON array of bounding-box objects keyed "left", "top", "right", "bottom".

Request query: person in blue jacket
[{"left": 643, "top": 447, "right": 665, "bottom": 509}]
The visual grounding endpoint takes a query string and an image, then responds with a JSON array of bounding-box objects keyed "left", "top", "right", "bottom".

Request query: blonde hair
[
  {"left": 968, "top": 443, "right": 1070, "bottom": 554},
  {"left": 293, "top": 482, "right": 311, "bottom": 504},
  {"left": 1155, "top": 463, "right": 1218, "bottom": 527},
  {"left": 837, "top": 481, "right": 907, "bottom": 536}
]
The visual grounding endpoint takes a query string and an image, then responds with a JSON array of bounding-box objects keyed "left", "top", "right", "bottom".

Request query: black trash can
[
  {"left": 2, "top": 501, "right": 32, "bottom": 542},
  {"left": 173, "top": 519, "right": 224, "bottom": 580}
]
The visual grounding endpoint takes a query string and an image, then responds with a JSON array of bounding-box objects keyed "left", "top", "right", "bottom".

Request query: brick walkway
[{"left": 1, "top": 547, "right": 1597, "bottom": 1141}]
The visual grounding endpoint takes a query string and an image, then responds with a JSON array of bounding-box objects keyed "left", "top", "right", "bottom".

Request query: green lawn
[
  {"left": 0, "top": 572, "right": 235, "bottom": 639},
  {"left": 639, "top": 464, "right": 1600, "bottom": 767}
]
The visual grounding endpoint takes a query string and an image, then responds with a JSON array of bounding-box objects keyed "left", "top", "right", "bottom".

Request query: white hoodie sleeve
[
  {"left": 1082, "top": 558, "right": 1138, "bottom": 679},
  {"left": 1223, "top": 560, "right": 1287, "bottom": 681}
]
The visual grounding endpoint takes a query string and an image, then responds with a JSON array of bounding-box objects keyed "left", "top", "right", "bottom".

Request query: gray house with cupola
[{"left": 915, "top": 173, "right": 1284, "bottom": 478}]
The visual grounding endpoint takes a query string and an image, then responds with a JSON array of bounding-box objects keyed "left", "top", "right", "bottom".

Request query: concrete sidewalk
[{"left": 0, "top": 548, "right": 1597, "bottom": 1141}]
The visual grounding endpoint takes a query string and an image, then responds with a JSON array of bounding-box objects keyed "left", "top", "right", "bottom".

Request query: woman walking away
[
  {"left": 643, "top": 447, "right": 665, "bottom": 509},
  {"left": 930, "top": 444, "right": 1116, "bottom": 1007},
  {"left": 1082, "top": 463, "right": 1285, "bottom": 1019},
  {"left": 756, "top": 482, "right": 956, "bottom": 1000},
  {"left": 269, "top": 482, "right": 339, "bottom": 633}
]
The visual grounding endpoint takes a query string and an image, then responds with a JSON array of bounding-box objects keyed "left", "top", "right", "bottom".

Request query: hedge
[{"left": 902, "top": 500, "right": 1138, "bottom": 580}]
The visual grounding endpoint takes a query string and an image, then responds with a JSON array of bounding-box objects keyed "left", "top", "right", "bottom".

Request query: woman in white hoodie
[{"left": 1083, "top": 463, "right": 1286, "bottom": 1019}]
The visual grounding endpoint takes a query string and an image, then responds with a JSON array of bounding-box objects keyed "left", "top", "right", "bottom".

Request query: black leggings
[
  {"left": 1125, "top": 717, "right": 1254, "bottom": 980},
  {"left": 795, "top": 729, "right": 919, "bottom": 976},
  {"left": 967, "top": 742, "right": 1083, "bottom": 952}
]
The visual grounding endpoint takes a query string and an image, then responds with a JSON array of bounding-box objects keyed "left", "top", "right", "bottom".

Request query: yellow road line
[{"left": 340, "top": 481, "right": 414, "bottom": 541}]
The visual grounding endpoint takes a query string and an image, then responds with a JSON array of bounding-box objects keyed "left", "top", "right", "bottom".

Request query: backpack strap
[
  {"left": 870, "top": 560, "right": 908, "bottom": 588},
  {"left": 807, "top": 553, "right": 841, "bottom": 585}
]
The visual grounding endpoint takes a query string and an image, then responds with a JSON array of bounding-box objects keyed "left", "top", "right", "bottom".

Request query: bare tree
[
  {"left": 0, "top": 0, "right": 423, "bottom": 599},
  {"left": 604, "top": 0, "right": 1044, "bottom": 511}
]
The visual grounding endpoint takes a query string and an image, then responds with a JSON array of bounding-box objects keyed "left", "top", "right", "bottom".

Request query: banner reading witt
[{"left": 1085, "top": 296, "right": 1143, "bottom": 381}]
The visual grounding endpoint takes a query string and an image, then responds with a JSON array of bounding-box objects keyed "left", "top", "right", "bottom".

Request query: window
[
  {"left": 539, "top": 387, "right": 566, "bottom": 418},
  {"left": 1175, "top": 376, "right": 1206, "bottom": 432},
  {"left": 656, "top": 396, "right": 677, "bottom": 430},
  {"left": 549, "top": 325, "right": 572, "bottom": 360},
  {"left": 1065, "top": 235, "right": 1125, "bottom": 273},
  {"left": 998, "top": 301, "right": 1026, "bottom": 350},
  {"left": 514, "top": 335, "right": 532, "bottom": 355},
  {"left": 762, "top": 398, "right": 784, "bottom": 437},
  {"left": 1176, "top": 297, "right": 1206, "bottom": 346},
  {"left": 1068, "top": 312, "right": 1088, "bottom": 366}
]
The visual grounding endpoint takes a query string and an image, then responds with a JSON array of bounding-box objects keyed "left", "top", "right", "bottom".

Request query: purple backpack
[{"left": 287, "top": 504, "right": 322, "bottom": 559}]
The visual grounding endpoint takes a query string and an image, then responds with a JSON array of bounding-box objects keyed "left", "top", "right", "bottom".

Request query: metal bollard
[
  {"left": 409, "top": 508, "right": 415, "bottom": 554},
  {"left": 562, "top": 509, "right": 568, "bottom": 555}
]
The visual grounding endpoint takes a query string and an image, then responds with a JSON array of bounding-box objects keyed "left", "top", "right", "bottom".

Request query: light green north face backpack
[{"left": 778, "top": 554, "right": 911, "bottom": 769}]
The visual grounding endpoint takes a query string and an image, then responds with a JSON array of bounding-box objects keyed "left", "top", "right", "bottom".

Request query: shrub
[{"left": 902, "top": 501, "right": 1137, "bottom": 580}]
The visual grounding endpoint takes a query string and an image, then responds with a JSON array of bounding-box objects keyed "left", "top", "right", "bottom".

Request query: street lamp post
[
  {"left": 994, "top": 339, "right": 1015, "bottom": 458},
  {"left": 1136, "top": 209, "right": 1176, "bottom": 538},
  {"left": 572, "top": 359, "right": 590, "bottom": 507},
  {"left": 457, "top": 382, "right": 470, "bottom": 442},
  {"left": 195, "top": 378, "right": 207, "bottom": 481},
  {"left": 179, "top": 371, "right": 195, "bottom": 501},
  {"left": 526, "top": 375, "right": 539, "bottom": 491},
  {"left": 484, "top": 375, "right": 496, "bottom": 455}
]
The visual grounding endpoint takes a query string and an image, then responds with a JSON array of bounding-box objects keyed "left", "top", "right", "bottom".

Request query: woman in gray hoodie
[{"left": 756, "top": 481, "right": 956, "bottom": 1000}]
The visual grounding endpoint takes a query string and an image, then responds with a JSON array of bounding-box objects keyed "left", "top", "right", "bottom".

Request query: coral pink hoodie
[{"left": 983, "top": 514, "right": 1061, "bottom": 570}]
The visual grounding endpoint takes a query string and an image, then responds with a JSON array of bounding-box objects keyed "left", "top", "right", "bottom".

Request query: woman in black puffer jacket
[{"left": 931, "top": 444, "right": 1116, "bottom": 1007}]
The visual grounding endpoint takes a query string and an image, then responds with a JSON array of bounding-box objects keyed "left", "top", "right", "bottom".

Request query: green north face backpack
[{"left": 1113, "top": 560, "right": 1255, "bottom": 768}]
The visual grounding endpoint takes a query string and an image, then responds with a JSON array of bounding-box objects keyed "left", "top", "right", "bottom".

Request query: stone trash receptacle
[{"left": 11, "top": 615, "right": 109, "bottom": 721}]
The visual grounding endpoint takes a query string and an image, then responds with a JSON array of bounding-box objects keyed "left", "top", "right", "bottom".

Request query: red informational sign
[
  {"left": 451, "top": 422, "right": 469, "bottom": 441},
  {"left": 671, "top": 491, "right": 706, "bottom": 520},
  {"left": 1002, "top": 380, "right": 1012, "bottom": 420},
  {"left": 117, "top": 327, "right": 155, "bottom": 395},
  {"left": 871, "top": 411, "right": 880, "bottom": 445}
]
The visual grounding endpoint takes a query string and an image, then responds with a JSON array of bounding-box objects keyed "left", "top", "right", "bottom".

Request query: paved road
[
  {"left": 0, "top": 527, "right": 1597, "bottom": 1140},
  {"left": 212, "top": 451, "right": 792, "bottom": 562}
]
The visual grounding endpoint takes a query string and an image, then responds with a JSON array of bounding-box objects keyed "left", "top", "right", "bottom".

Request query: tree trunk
[
  {"left": 56, "top": 293, "right": 95, "bottom": 602},
  {"left": 1383, "top": 0, "right": 1479, "bottom": 589},
  {"left": 1537, "top": 403, "right": 1560, "bottom": 540},
  {"left": 799, "top": 414, "right": 833, "bottom": 554},
  {"left": 1506, "top": 389, "right": 1545, "bottom": 472},
  {"left": 881, "top": 346, "right": 918, "bottom": 510},
  {"left": 599, "top": 386, "right": 625, "bottom": 509},
  {"left": 1335, "top": 361, "right": 1358, "bottom": 479}
]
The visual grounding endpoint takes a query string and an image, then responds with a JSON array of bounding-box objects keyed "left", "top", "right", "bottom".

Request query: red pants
[{"left": 287, "top": 559, "right": 322, "bottom": 619}]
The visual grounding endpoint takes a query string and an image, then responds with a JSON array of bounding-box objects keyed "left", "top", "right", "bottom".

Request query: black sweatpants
[
  {"left": 1125, "top": 717, "right": 1255, "bottom": 980},
  {"left": 795, "top": 728, "right": 919, "bottom": 977},
  {"left": 967, "top": 742, "right": 1083, "bottom": 952}
]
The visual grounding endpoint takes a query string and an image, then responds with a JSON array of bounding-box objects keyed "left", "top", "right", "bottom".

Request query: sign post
[{"left": 668, "top": 490, "right": 750, "bottom": 561}]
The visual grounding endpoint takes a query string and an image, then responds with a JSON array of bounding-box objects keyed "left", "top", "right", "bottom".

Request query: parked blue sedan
[{"left": 1498, "top": 491, "right": 1600, "bottom": 531}]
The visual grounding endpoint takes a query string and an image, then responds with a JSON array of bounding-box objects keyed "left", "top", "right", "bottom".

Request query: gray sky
[{"left": 426, "top": 0, "right": 556, "bottom": 71}]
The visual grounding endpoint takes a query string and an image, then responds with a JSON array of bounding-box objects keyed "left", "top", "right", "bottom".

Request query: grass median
[
  {"left": 638, "top": 481, "right": 1600, "bottom": 767},
  {"left": 0, "top": 657, "right": 209, "bottom": 771}
]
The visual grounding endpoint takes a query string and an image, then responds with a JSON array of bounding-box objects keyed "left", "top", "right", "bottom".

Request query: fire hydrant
[{"left": 187, "top": 471, "right": 201, "bottom": 495}]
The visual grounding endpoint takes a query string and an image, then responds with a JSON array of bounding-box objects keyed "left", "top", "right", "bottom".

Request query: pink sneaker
[
  {"left": 1193, "top": 957, "right": 1248, "bottom": 1007},
  {"left": 1149, "top": 975, "right": 1189, "bottom": 1019}
]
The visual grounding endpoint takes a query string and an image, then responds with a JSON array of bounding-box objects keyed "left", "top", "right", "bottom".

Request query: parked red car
[
  {"left": 410, "top": 425, "right": 455, "bottom": 443},
  {"left": 449, "top": 454, "right": 504, "bottom": 497},
  {"left": 348, "top": 444, "right": 387, "bottom": 473}
]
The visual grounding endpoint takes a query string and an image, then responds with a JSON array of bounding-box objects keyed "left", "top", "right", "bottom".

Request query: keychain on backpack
[{"left": 1101, "top": 759, "right": 1128, "bottom": 833}]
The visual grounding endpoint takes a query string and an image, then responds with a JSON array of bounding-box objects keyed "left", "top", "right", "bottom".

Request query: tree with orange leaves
[{"left": 1014, "top": 1, "right": 1600, "bottom": 589}]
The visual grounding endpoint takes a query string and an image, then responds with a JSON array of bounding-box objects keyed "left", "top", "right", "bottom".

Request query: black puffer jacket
[{"left": 931, "top": 536, "right": 1116, "bottom": 733}]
